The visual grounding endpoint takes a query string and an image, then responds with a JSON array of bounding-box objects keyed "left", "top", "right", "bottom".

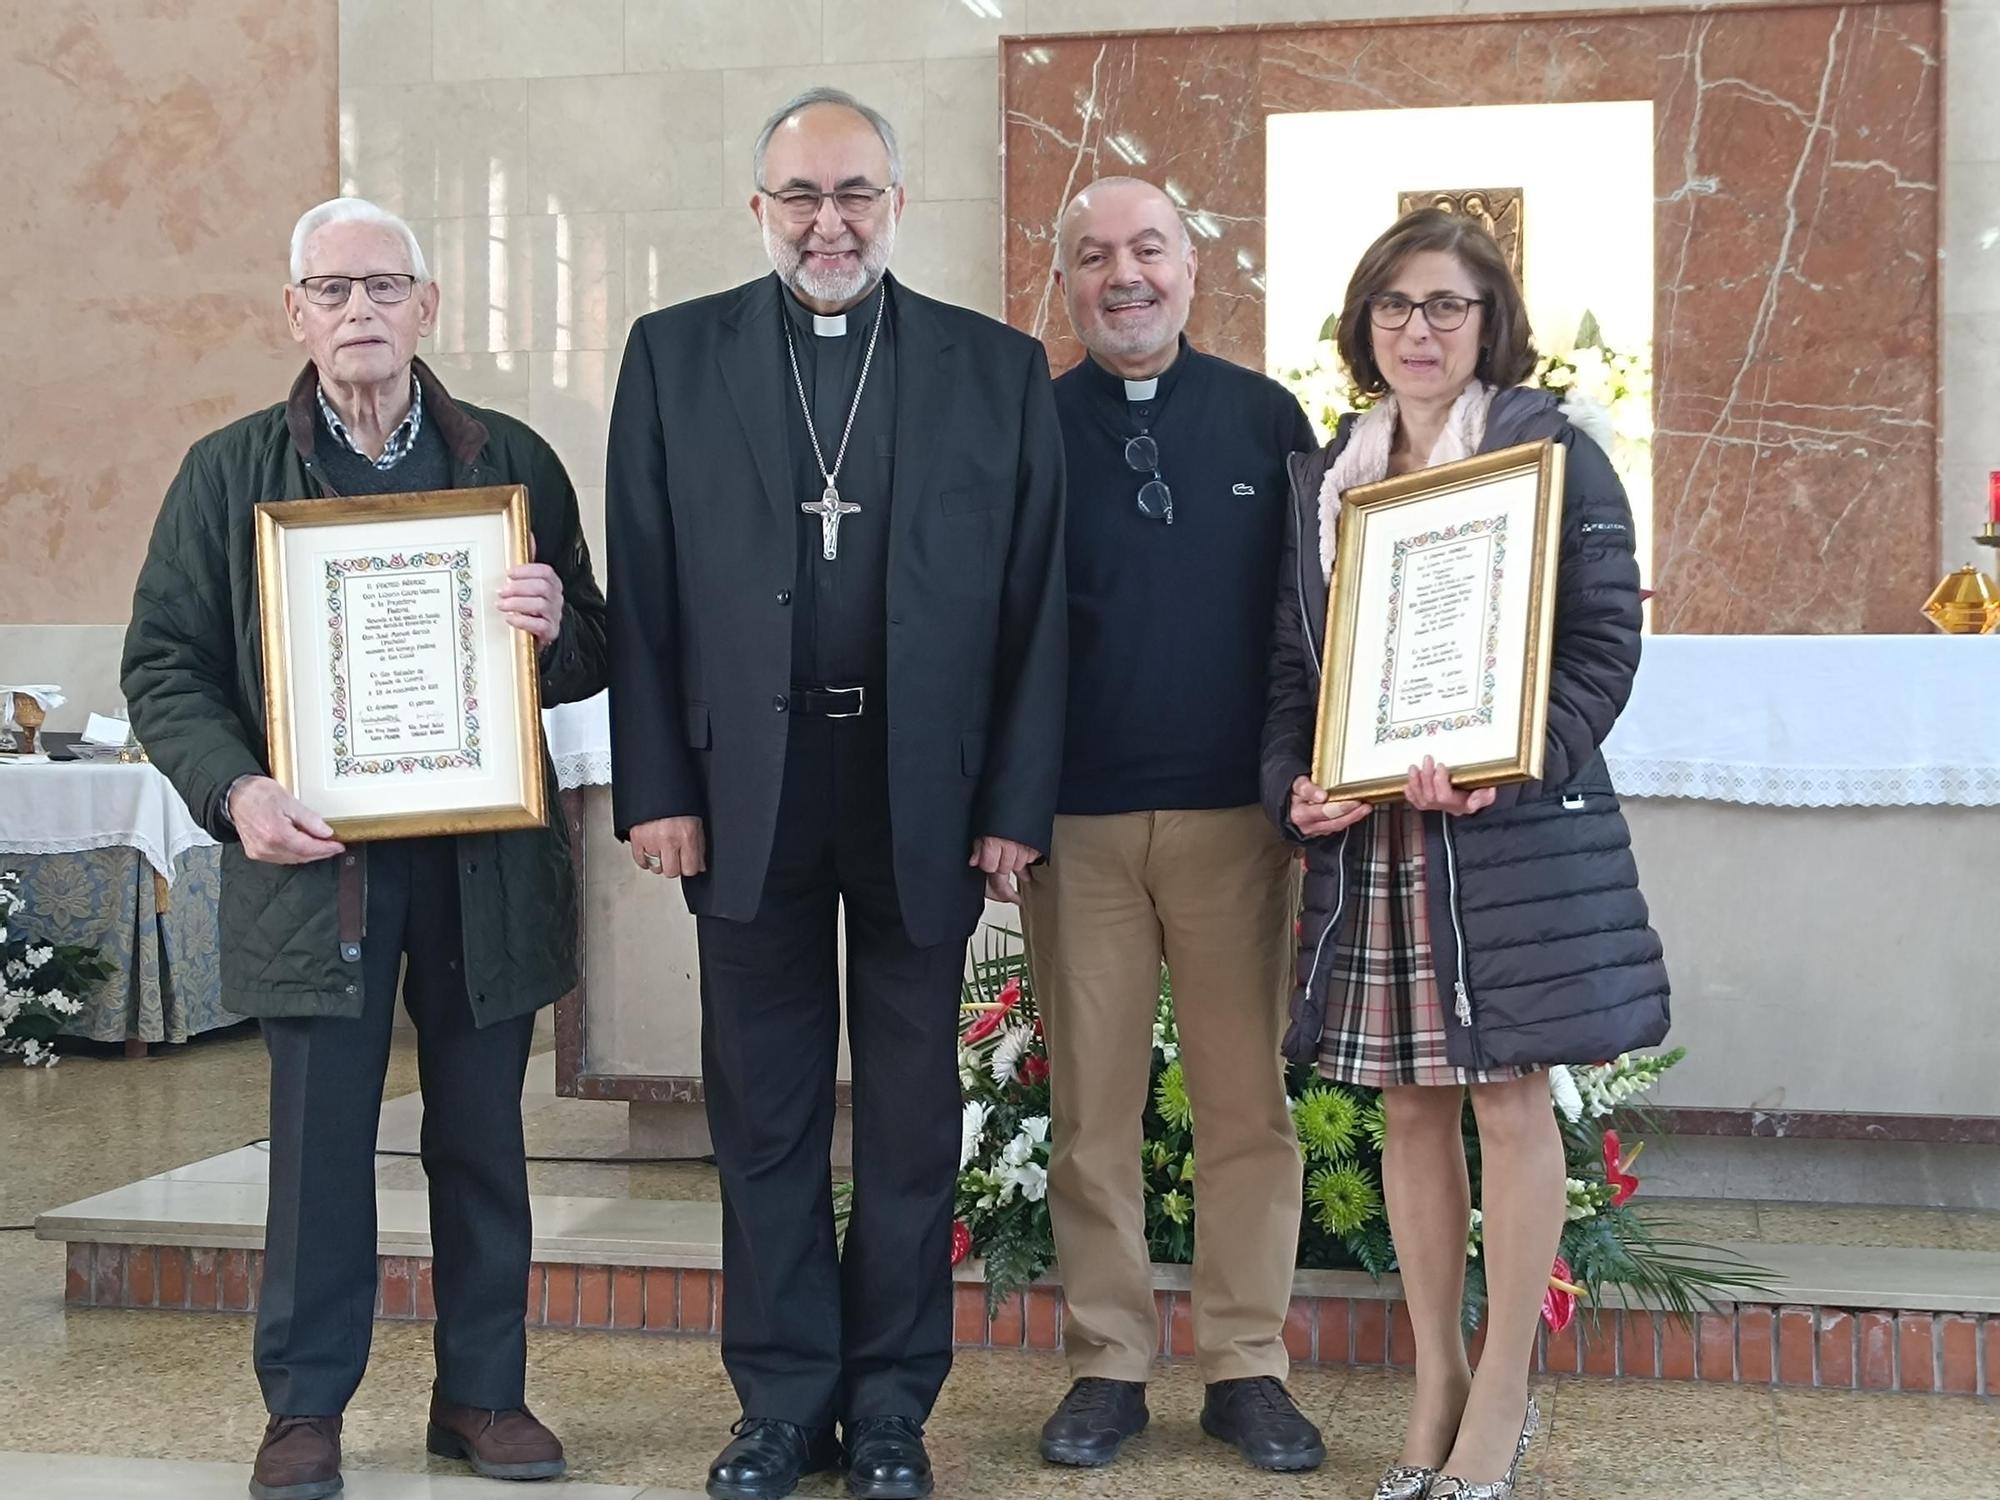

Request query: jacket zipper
[
  {"left": 1300, "top": 827, "right": 1351, "bottom": 1004},
  {"left": 1296, "top": 458, "right": 1360, "bottom": 1016},
  {"left": 1440, "top": 813, "right": 1473, "bottom": 1027}
]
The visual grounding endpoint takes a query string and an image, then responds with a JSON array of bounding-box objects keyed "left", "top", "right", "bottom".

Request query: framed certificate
[
  {"left": 255, "top": 485, "right": 547, "bottom": 841},
  {"left": 1313, "top": 439, "right": 1566, "bottom": 802}
]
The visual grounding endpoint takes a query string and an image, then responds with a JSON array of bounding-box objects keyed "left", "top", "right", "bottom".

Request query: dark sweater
[
  {"left": 1052, "top": 341, "right": 1317, "bottom": 815},
  {"left": 312, "top": 392, "right": 450, "bottom": 496}
]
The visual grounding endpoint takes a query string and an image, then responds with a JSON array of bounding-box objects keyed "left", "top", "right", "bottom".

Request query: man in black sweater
[{"left": 1021, "top": 177, "right": 1324, "bottom": 1474}]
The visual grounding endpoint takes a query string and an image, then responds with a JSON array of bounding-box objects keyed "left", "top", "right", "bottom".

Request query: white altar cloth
[{"left": 541, "top": 636, "right": 2000, "bottom": 808}]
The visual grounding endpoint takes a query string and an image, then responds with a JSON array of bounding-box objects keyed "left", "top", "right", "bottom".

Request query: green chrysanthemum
[
  {"left": 1360, "top": 1098, "right": 1389, "bottom": 1152},
  {"left": 1308, "top": 1164, "right": 1384, "bottom": 1237},
  {"left": 1179, "top": 1152, "right": 1196, "bottom": 1184},
  {"left": 1155, "top": 1061, "right": 1194, "bottom": 1131},
  {"left": 1293, "top": 1085, "right": 1361, "bottom": 1163},
  {"left": 1157, "top": 1188, "right": 1192, "bottom": 1225}
]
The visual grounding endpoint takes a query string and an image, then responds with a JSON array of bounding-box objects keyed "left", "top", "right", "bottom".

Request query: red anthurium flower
[
  {"left": 963, "top": 975, "right": 1023, "bottom": 1044},
  {"left": 950, "top": 1220, "right": 973, "bottom": 1267},
  {"left": 1543, "top": 1255, "right": 1581, "bottom": 1332},
  {"left": 1602, "top": 1130, "right": 1642, "bottom": 1207},
  {"left": 1019, "top": 1054, "right": 1050, "bottom": 1086}
]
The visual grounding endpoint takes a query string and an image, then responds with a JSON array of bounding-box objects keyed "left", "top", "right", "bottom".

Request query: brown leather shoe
[
  {"left": 249, "top": 1414, "right": 342, "bottom": 1500},
  {"left": 426, "top": 1395, "right": 567, "bottom": 1481}
]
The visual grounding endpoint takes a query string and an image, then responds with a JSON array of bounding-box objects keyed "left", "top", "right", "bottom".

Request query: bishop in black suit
[{"left": 604, "top": 87, "right": 1066, "bottom": 1500}]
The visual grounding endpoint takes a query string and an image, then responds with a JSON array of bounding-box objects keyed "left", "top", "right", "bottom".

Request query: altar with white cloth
[
  {"left": 548, "top": 635, "right": 2000, "bottom": 1131},
  {"left": 0, "top": 761, "right": 231, "bottom": 1046}
]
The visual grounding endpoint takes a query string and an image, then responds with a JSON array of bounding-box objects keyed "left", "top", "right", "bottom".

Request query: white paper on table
[{"left": 82, "top": 713, "right": 131, "bottom": 745}]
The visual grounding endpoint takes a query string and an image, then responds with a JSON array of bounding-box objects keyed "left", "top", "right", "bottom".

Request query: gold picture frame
[
  {"left": 255, "top": 484, "right": 547, "bottom": 841},
  {"left": 1312, "top": 439, "right": 1566, "bottom": 802}
]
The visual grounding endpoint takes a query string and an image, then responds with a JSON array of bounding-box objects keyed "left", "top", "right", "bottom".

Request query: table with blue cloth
[{"left": 0, "top": 760, "right": 237, "bottom": 1047}]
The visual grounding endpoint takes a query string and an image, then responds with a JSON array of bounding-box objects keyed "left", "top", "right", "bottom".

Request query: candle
[{"left": 1991, "top": 471, "right": 2000, "bottom": 526}]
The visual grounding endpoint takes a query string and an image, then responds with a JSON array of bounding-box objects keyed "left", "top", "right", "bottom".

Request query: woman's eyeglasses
[{"left": 1366, "top": 293, "right": 1484, "bottom": 332}]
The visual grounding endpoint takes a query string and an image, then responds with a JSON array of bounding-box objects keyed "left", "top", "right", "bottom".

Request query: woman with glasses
[{"left": 1258, "top": 209, "right": 1668, "bottom": 1500}]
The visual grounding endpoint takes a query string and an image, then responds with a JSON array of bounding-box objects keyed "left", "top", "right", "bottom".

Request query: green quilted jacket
[{"left": 121, "top": 360, "right": 607, "bottom": 1023}]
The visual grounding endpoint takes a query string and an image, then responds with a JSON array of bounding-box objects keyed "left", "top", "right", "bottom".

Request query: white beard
[
  {"left": 766, "top": 215, "right": 898, "bottom": 306},
  {"left": 1078, "top": 288, "right": 1186, "bottom": 362}
]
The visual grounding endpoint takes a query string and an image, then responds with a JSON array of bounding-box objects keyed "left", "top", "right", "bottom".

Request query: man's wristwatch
[{"left": 220, "top": 773, "right": 257, "bottom": 829}]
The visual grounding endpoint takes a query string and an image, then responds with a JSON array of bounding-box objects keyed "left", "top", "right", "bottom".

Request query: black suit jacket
[{"left": 605, "top": 273, "right": 1067, "bottom": 945}]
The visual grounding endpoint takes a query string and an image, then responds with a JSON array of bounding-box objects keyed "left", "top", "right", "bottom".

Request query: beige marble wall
[{"left": 2, "top": 0, "right": 338, "bottom": 634}]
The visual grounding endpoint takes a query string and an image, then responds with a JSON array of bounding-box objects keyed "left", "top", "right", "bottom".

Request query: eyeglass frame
[
  {"left": 757, "top": 183, "right": 896, "bottom": 222},
  {"left": 295, "top": 272, "right": 422, "bottom": 307},
  {"left": 1125, "top": 433, "right": 1173, "bottom": 525},
  {"left": 1365, "top": 291, "right": 1488, "bottom": 333}
]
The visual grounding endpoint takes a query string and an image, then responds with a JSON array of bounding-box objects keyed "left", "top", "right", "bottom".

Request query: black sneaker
[
  {"left": 707, "top": 1418, "right": 840, "bottom": 1500},
  {"left": 1038, "top": 1377, "right": 1149, "bottom": 1467},
  {"left": 1199, "top": 1376, "right": 1326, "bottom": 1472},
  {"left": 843, "top": 1415, "right": 933, "bottom": 1499}
]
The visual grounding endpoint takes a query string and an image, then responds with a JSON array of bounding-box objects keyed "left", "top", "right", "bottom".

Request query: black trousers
[
  {"left": 255, "top": 839, "right": 538, "bottom": 1416},
  {"left": 697, "top": 713, "right": 972, "bottom": 1429}
]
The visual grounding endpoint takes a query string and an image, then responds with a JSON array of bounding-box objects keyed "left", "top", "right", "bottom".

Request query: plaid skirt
[{"left": 1316, "top": 803, "right": 1539, "bottom": 1089}]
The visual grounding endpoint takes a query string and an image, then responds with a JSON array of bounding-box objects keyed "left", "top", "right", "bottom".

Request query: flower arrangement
[
  {"left": 1276, "top": 310, "right": 1653, "bottom": 487},
  {"left": 948, "top": 926, "right": 1763, "bottom": 1328},
  {"left": 0, "top": 870, "right": 111, "bottom": 1066}
]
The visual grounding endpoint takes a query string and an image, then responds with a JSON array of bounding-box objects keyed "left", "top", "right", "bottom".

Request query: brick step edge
[{"left": 65, "top": 1242, "right": 1996, "bottom": 1397}]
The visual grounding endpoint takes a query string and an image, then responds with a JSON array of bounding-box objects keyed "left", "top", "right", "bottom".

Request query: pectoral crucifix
[{"left": 803, "top": 485, "right": 861, "bottom": 561}]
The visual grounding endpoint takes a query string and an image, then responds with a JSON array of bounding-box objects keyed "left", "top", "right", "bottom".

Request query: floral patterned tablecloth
[{"left": 0, "top": 842, "right": 234, "bottom": 1045}]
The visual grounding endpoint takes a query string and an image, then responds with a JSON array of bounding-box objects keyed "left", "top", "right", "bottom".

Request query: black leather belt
[{"left": 789, "top": 684, "right": 867, "bottom": 718}]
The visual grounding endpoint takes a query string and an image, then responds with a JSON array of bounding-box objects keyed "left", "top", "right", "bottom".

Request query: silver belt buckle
[{"left": 826, "top": 685, "right": 865, "bottom": 719}]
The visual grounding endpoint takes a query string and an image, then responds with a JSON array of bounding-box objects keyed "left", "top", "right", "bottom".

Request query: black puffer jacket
[{"left": 1260, "top": 387, "right": 1669, "bottom": 1071}]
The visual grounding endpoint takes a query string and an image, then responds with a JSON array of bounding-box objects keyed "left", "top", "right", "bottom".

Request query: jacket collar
[{"left": 286, "top": 356, "right": 489, "bottom": 468}]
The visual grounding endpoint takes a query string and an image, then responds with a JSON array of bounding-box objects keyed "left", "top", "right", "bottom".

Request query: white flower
[
  {"left": 1565, "top": 1178, "right": 1602, "bottom": 1221},
  {"left": 959, "top": 1100, "right": 991, "bottom": 1170},
  {"left": 1020, "top": 1115, "right": 1050, "bottom": 1144},
  {"left": 24, "top": 945, "right": 52, "bottom": 971},
  {"left": 1541, "top": 363, "right": 1575, "bottom": 390},
  {"left": 1467, "top": 1208, "right": 1485, "bottom": 1258},
  {"left": 989, "top": 1023, "right": 1036, "bottom": 1089},
  {"left": 1548, "top": 1066, "right": 1584, "bottom": 1123},
  {"left": 1011, "top": 1161, "right": 1049, "bottom": 1202}
]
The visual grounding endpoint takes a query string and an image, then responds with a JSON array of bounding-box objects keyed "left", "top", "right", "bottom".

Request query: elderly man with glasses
[
  {"left": 123, "top": 197, "right": 606, "bottom": 1500},
  {"left": 605, "top": 87, "right": 1065, "bottom": 1500}
]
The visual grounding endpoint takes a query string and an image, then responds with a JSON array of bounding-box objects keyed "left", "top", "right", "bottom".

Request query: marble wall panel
[
  {"left": 1003, "top": 3, "right": 1944, "bottom": 632},
  {"left": 2, "top": 0, "right": 338, "bottom": 625}
]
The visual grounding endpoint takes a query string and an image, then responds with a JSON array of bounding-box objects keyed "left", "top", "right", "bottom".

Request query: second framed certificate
[
  {"left": 255, "top": 485, "right": 547, "bottom": 841},
  {"left": 1313, "top": 439, "right": 1566, "bottom": 802}
]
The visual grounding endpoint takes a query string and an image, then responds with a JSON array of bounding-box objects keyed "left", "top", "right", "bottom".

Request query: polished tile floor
[{"left": 2, "top": 1029, "right": 1996, "bottom": 1498}]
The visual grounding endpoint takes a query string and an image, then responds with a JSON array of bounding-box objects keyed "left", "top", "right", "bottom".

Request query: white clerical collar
[
  {"left": 814, "top": 312, "right": 848, "bottom": 337},
  {"left": 1124, "top": 377, "right": 1159, "bottom": 402}
]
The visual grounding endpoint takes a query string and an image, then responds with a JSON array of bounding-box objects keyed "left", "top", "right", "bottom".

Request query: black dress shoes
[
  {"left": 706, "top": 1418, "right": 840, "bottom": 1500},
  {"left": 1038, "top": 1377, "right": 1150, "bottom": 1467},
  {"left": 842, "top": 1415, "right": 934, "bottom": 1499},
  {"left": 1199, "top": 1376, "right": 1327, "bottom": 1471}
]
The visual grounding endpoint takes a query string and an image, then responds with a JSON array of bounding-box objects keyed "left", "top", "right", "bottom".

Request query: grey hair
[
  {"left": 289, "top": 197, "right": 430, "bottom": 282},
  {"left": 1055, "top": 176, "right": 1192, "bottom": 273},
  {"left": 752, "top": 86, "right": 904, "bottom": 189}
]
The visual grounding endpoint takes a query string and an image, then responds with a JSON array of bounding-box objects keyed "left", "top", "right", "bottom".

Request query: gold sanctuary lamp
[{"left": 1921, "top": 494, "right": 2000, "bottom": 634}]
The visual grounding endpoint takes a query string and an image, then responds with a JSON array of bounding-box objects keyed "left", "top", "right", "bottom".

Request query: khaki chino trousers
[{"left": 1021, "top": 805, "right": 1302, "bottom": 1383}]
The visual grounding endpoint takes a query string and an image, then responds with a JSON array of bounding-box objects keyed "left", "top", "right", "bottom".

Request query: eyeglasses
[
  {"left": 1367, "top": 293, "right": 1485, "bottom": 332},
  {"left": 1126, "top": 434, "right": 1173, "bottom": 525},
  {"left": 759, "top": 185, "right": 893, "bottom": 223},
  {"left": 297, "top": 273, "right": 419, "bottom": 307}
]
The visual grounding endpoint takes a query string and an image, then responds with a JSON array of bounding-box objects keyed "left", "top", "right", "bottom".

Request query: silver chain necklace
[{"left": 784, "top": 285, "right": 887, "bottom": 561}]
